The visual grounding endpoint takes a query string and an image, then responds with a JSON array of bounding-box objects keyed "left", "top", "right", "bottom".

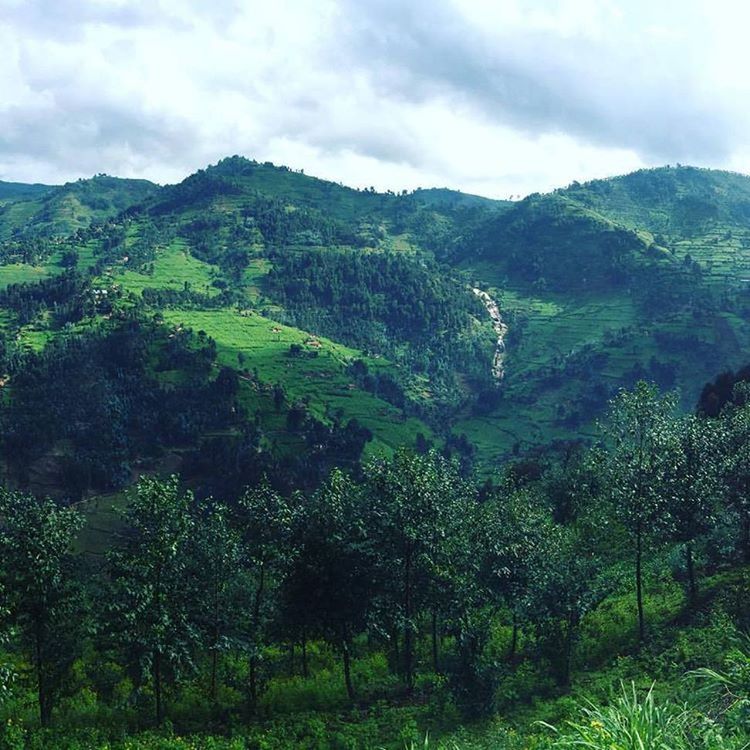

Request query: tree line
[{"left": 2, "top": 380, "right": 749, "bottom": 729}]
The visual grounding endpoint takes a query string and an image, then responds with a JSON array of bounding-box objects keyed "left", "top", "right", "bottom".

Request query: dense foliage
[{"left": 0, "top": 382, "right": 749, "bottom": 748}]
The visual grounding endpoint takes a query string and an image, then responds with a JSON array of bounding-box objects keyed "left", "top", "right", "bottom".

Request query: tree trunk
[
  {"left": 248, "top": 563, "right": 266, "bottom": 708},
  {"left": 210, "top": 648, "right": 218, "bottom": 701},
  {"left": 35, "top": 620, "right": 51, "bottom": 727},
  {"left": 390, "top": 625, "right": 400, "bottom": 675},
  {"left": 636, "top": 525, "right": 646, "bottom": 644},
  {"left": 509, "top": 610, "right": 519, "bottom": 660},
  {"left": 742, "top": 509, "right": 750, "bottom": 564},
  {"left": 403, "top": 546, "right": 414, "bottom": 692},
  {"left": 301, "top": 632, "right": 309, "bottom": 678},
  {"left": 154, "top": 650, "right": 163, "bottom": 726},
  {"left": 342, "top": 629, "right": 355, "bottom": 701},
  {"left": 685, "top": 541, "right": 698, "bottom": 604},
  {"left": 560, "top": 614, "right": 576, "bottom": 687},
  {"left": 248, "top": 656, "right": 258, "bottom": 710},
  {"left": 431, "top": 609, "right": 440, "bottom": 674}
]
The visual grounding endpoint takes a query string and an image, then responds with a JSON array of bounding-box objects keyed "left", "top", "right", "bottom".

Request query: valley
[{"left": 1, "top": 160, "right": 750, "bottom": 749}]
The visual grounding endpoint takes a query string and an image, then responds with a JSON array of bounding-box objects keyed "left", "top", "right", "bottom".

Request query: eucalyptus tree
[
  {"left": 0, "top": 489, "right": 83, "bottom": 726},
  {"left": 187, "top": 499, "right": 243, "bottom": 701},
  {"left": 365, "top": 449, "right": 474, "bottom": 691},
  {"left": 477, "top": 484, "right": 548, "bottom": 660},
  {"left": 0, "top": 586, "right": 11, "bottom": 704},
  {"left": 717, "top": 384, "right": 750, "bottom": 563},
  {"left": 107, "top": 475, "right": 196, "bottom": 726},
  {"left": 663, "top": 414, "right": 722, "bottom": 603},
  {"left": 598, "top": 381, "right": 676, "bottom": 644},
  {"left": 281, "top": 469, "right": 374, "bottom": 700},
  {"left": 234, "top": 478, "right": 297, "bottom": 709},
  {"left": 524, "top": 523, "right": 612, "bottom": 687}
]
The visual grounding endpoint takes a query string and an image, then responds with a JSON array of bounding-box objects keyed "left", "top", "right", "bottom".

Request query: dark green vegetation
[
  {"left": 1, "top": 383, "right": 750, "bottom": 748},
  {"left": 1, "top": 160, "right": 750, "bottom": 747},
  {"left": 4, "top": 161, "right": 750, "bottom": 477}
]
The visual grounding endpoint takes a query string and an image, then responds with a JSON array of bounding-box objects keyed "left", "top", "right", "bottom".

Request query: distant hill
[
  {"left": 0, "top": 174, "right": 159, "bottom": 240},
  {"left": 453, "top": 165, "right": 750, "bottom": 465},
  {"left": 0, "top": 180, "right": 55, "bottom": 203},
  {"left": 1, "top": 160, "right": 750, "bottom": 482}
]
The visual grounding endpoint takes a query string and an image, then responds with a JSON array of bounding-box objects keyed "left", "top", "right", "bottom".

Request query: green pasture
[{"left": 160, "top": 308, "right": 431, "bottom": 456}]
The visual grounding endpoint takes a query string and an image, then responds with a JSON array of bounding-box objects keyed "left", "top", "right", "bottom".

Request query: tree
[
  {"left": 478, "top": 484, "right": 547, "bottom": 660},
  {"left": 0, "top": 584, "right": 13, "bottom": 704},
  {"left": 281, "top": 470, "right": 374, "bottom": 700},
  {"left": 524, "top": 523, "right": 611, "bottom": 686},
  {"left": 663, "top": 414, "right": 722, "bottom": 603},
  {"left": 0, "top": 490, "right": 83, "bottom": 726},
  {"left": 598, "top": 381, "right": 676, "bottom": 644},
  {"left": 106, "top": 475, "right": 196, "bottom": 725},
  {"left": 234, "top": 479, "right": 297, "bottom": 710},
  {"left": 187, "top": 499, "right": 243, "bottom": 701},
  {"left": 718, "top": 386, "right": 750, "bottom": 563},
  {"left": 365, "top": 449, "right": 472, "bottom": 691}
]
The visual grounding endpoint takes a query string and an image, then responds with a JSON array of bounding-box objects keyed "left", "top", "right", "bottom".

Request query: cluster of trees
[
  {"left": 2, "top": 380, "right": 750, "bottom": 731},
  {"left": 265, "top": 248, "right": 495, "bottom": 414},
  {"left": 265, "top": 248, "right": 482, "bottom": 348},
  {"left": 0, "top": 271, "right": 94, "bottom": 326},
  {"left": 2, "top": 320, "right": 239, "bottom": 495}
]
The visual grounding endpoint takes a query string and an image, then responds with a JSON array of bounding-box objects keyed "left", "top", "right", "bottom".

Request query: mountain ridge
[{"left": 1, "top": 158, "right": 750, "bottom": 484}]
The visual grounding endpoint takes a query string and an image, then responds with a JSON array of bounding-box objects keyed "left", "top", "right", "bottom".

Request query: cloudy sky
[{"left": 0, "top": 0, "right": 748, "bottom": 198}]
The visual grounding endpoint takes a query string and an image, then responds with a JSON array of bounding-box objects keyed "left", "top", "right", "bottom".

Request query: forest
[{"left": 1, "top": 379, "right": 750, "bottom": 748}]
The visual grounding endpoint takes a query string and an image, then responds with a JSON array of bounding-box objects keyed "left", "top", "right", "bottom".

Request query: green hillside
[
  {"left": 3, "top": 161, "right": 750, "bottom": 480},
  {"left": 0, "top": 180, "right": 54, "bottom": 203},
  {"left": 2, "top": 160, "right": 750, "bottom": 749},
  {"left": 450, "top": 166, "right": 750, "bottom": 468},
  {"left": 0, "top": 174, "right": 158, "bottom": 240}
]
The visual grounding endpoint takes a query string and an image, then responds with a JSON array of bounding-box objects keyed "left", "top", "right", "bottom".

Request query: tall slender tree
[
  {"left": 234, "top": 478, "right": 297, "bottom": 710},
  {"left": 187, "top": 499, "right": 243, "bottom": 701},
  {"left": 718, "top": 386, "right": 750, "bottom": 563},
  {"left": 281, "top": 469, "right": 374, "bottom": 700},
  {"left": 599, "top": 381, "right": 676, "bottom": 644},
  {"left": 663, "top": 414, "right": 722, "bottom": 603},
  {"left": 107, "top": 475, "right": 196, "bottom": 725},
  {"left": 0, "top": 490, "right": 83, "bottom": 726},
  {"left": 366, "top": 449, "right": 472, "bottom": 691}
]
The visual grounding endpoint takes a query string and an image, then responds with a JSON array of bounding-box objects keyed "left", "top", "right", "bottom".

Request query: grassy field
[
  {"left": 112, "top": 239, "right": 220, "bottom": 296},
  {"left": 161, "top": 308, "right": 432, "bottom": 457},
  {"left": 0, "top": 262, "right": 54, "bottom": 288}
]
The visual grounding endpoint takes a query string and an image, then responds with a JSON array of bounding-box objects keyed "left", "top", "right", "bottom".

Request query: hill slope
[
  {"left": 2, "top": 161, "right": 750, "bottom": 482},
  {"left": 454, "top": 166, "right": 750, "bottom": 466}
]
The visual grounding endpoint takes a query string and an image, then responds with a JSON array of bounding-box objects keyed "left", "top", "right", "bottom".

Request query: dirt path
[{"left": 472, "top": 287, "right": 508, "bottom": 382}]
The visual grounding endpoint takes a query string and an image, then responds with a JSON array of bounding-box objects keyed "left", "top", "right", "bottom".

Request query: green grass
[
  {"left": 113, "top": 240, "right": 220, "bottom": 296},
  {"left": 0, "top": 262, "right": 54, "bottom": 288},
  {"left": 160, "top": 308, "right": 432, "bottom": 457}
]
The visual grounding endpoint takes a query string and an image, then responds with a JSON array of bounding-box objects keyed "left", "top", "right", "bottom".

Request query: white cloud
[{"left": 0, "top": 0, "right": 747, "bottom": 196}]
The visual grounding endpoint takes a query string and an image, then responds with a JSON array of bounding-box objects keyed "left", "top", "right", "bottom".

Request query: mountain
[
  {"left": 0, "top": 180, "right": 54, "bottom": 202},
  {"left": 2, "top": 160, "right": 750, "bottom": 750},
  {"left": 451, "top": 166, "right": 750, "bottom": 467},
  {"left": 0, "top": 174, "right": 158, "bottom": 240},
  {"left": 1, "top": 159, "right": 750, "bottom": 491}
]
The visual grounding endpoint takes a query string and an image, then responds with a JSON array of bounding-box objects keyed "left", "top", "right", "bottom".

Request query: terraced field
[
  {"left": 113, "top": 240, "right": 220, "bottom": 296},
  {"left": 160, "top": 308, "right": 432, "bottom": 458}
]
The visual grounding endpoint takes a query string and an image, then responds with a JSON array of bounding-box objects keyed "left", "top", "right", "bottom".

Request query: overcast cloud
[{"left": 0, "top": 0, "right": 748, "bottom": 197}]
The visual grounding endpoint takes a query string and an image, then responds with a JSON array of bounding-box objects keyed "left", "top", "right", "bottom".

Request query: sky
[{"left": 1, "top": 0, "right": 749, "bottom": 198}]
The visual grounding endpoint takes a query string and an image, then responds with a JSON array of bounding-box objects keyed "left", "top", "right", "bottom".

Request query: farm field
[{"left": 160, "top": 308, "right": 432, "bottom": 457}]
